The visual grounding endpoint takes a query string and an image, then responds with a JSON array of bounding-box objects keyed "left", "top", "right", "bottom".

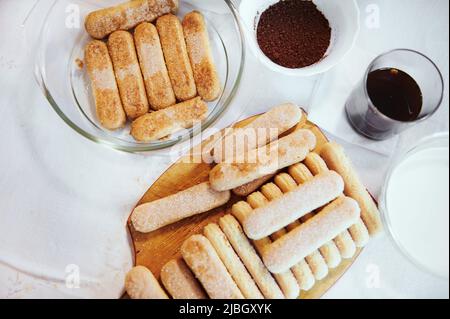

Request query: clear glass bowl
[{"left": 24, "top": 0, "right": 245, "bottom": 152}]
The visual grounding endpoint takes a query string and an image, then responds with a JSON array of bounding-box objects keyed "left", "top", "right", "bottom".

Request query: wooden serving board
[{"left": 127, "top": 112, "right": 363, "bottom": 299}]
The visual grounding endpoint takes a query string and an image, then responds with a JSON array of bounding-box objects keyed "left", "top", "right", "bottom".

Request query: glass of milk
[{"left": 381, "top": 133, "right": 449, "bottom": 279}]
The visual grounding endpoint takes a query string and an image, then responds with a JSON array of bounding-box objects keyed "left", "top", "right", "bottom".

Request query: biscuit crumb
[{"left": 75, "top": 58, "right": 84, "bottom": 69}]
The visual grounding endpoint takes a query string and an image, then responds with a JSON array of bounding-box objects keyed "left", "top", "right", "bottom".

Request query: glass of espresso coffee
[{"left": 345, "top": 49, "right": 444, "bottom": 140}]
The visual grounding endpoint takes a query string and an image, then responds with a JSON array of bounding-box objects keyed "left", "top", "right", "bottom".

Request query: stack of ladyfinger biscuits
[
  {"left": 83, "top": 0, "right": 221, "bottom": 140},
  {"left": 126, "top": 104, "right": 384, "bottom": 299}
]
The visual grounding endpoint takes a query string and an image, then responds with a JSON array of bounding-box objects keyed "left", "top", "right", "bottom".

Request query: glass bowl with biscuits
[{"left": 24, "top": 0, "right": 245, "bottom": 152}]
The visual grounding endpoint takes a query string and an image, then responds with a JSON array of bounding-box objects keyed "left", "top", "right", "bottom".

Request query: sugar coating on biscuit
[
  {"left": 160, "top": 259, "right": 207, "bottom": 299},
  {"left": 125, "top": 266, "right": 168, "bottom": 299}
]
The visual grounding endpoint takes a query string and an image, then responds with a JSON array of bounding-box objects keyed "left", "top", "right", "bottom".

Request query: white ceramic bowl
[{"left": 239, "top": 0, "right": 360, "bottom": 76}]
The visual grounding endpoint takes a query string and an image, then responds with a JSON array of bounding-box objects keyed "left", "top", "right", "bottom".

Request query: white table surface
[{"left": 0, "top": 0, "right": 448, "bottom": 299}]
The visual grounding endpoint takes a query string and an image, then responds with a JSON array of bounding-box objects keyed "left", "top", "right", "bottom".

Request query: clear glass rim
[
  {"left": 363, "top": 48, "right": 445, "bottom": 125},
  {"left": 34, "top": 0, "right": 247, "bottom": 153},
  {"left": 380, "top": 131, "right": 450, "bottom": 280}
]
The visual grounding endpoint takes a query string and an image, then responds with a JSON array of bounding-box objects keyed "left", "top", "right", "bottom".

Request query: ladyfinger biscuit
[
  {"left": 85, "top": 0, "right": 179, "bottom": 39},
  {"left": 134, "top": 22, "right": 176, "bottom": 110},
  {"left": 246, "top": 192, "right": 300, "bottom": 299},
  {"left": 303, "top": 153, "right": 329, "bottom": 176},
  {"left": 260, "top": 183, "right": 283, "bottom": 201},
  {"left": 157, "top": 14, "right": 197, "bottom": 101},
  {"left": 290, "top": 162, "right": 368, "bottom": 249},
  {"left": 131, "top": 182, "right": 230, "bottom": 233},
  {"left": 231, "top": 201, "right": 253, "bottom": 224},
  {"left": 303, "top": 155, "right": 357, "bottom": 259},
  {"left": 302, "top": 153, "right": 371, "bottom": 247},
  {"left": 290, "top": 259, "right": 316, "bottom": 291},
  {"left": 301, "top": 208, "right": 342, "bottom": 268},
  {"left": 264, "top": 197, "right": 361, "bottom": 274},
  {"left": 286, "top": 221, "right": 329, "bottom": 280},
  {"left": 125, "top": 266, "right": 168, "bottom": 299},
  {"left": 320, "top": 142, "right": 383, "bottom": 236},
  {"left": 347, "top": 217, "right": 370, "bottom": 247},
  {"left": 85, "top": 40, "right": 126, "bottom": 130},
  {"left": 239, "top": 190, "right": 328, "bottom": 282},
  {"left": 209, "top": 129, "right": 316, "bottom": 192},
  {"left": 204, "top": 224, "right": 264, "bottom": 299},
  {"left": 242, "top": 170, "right": 344, "bottom": 240},
  {"left": 260, "top": 183, "right": 315, "bottom": 290},
  {"left": 108, "top": 31, "right": 149, "bottom": 119},
  {"left": 273, "top": 173, "right": 341, "bottom": 269},
  {"left": 286, "top": 165, "right": 349, "bottom": 261},
  {"left": 131, "top": 97, "right": 208, "bottom": 142},
  {"left": 232, "top": 174, "right": 276, "bottom": 197},
  {"left": 219, "top": 214, "right": 284, "bottom": 299},
  {"left": 213, "top": 103, "right": 303, "bottom": 163},
  {"left": 268, "top": 229, "right": 316, "bottom": 290},
  {"left": 236, "top": 205, "right": 316, "bottom": 288},
  {"left": 288, "top": 163, "right": 314, "bottom": 184},
  {"left": 183, "top": 11, "right": 221, "bottom": 101},
  {"left": 265, "top": 178, "right": 328, "bottom": 280},
  {"left": 285, "top": 165, "right": 333, "bottom": 278},
  {"left": 181, "top": 235, "right": 244, "bottom": 299},
  {"left": 160, "top": 259, "right": 207, "bottom": 299},
  {"left": 305, "top": 154, "right": 368, "bottom": 249}
]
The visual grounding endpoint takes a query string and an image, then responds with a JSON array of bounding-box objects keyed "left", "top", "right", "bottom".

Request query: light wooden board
[{"left": 127, "top": 112, "right": 363, "bottom": 299}]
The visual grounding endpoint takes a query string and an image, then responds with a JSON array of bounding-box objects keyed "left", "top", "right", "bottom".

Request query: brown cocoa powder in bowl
[{"left": 257, "top": 0, "right": 331, "bottom": 69}]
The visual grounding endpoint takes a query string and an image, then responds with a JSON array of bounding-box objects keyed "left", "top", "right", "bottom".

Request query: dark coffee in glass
[{"left": 345, "top": 49, "right": 443, "bottom": 140}]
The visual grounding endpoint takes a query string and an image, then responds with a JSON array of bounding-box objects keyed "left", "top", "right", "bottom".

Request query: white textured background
[{"left": 0, "top": 0, "right": 448, "bottom": 298}]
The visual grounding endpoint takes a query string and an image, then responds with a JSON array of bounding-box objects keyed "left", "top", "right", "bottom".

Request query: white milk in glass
[{"left": 385, "top": 142, "right": 449, "bottom": 278}]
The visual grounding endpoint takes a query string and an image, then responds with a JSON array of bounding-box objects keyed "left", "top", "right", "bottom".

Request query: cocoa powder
[{"left": 257, "top": 0, "right": 331, "bottom": 69}]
